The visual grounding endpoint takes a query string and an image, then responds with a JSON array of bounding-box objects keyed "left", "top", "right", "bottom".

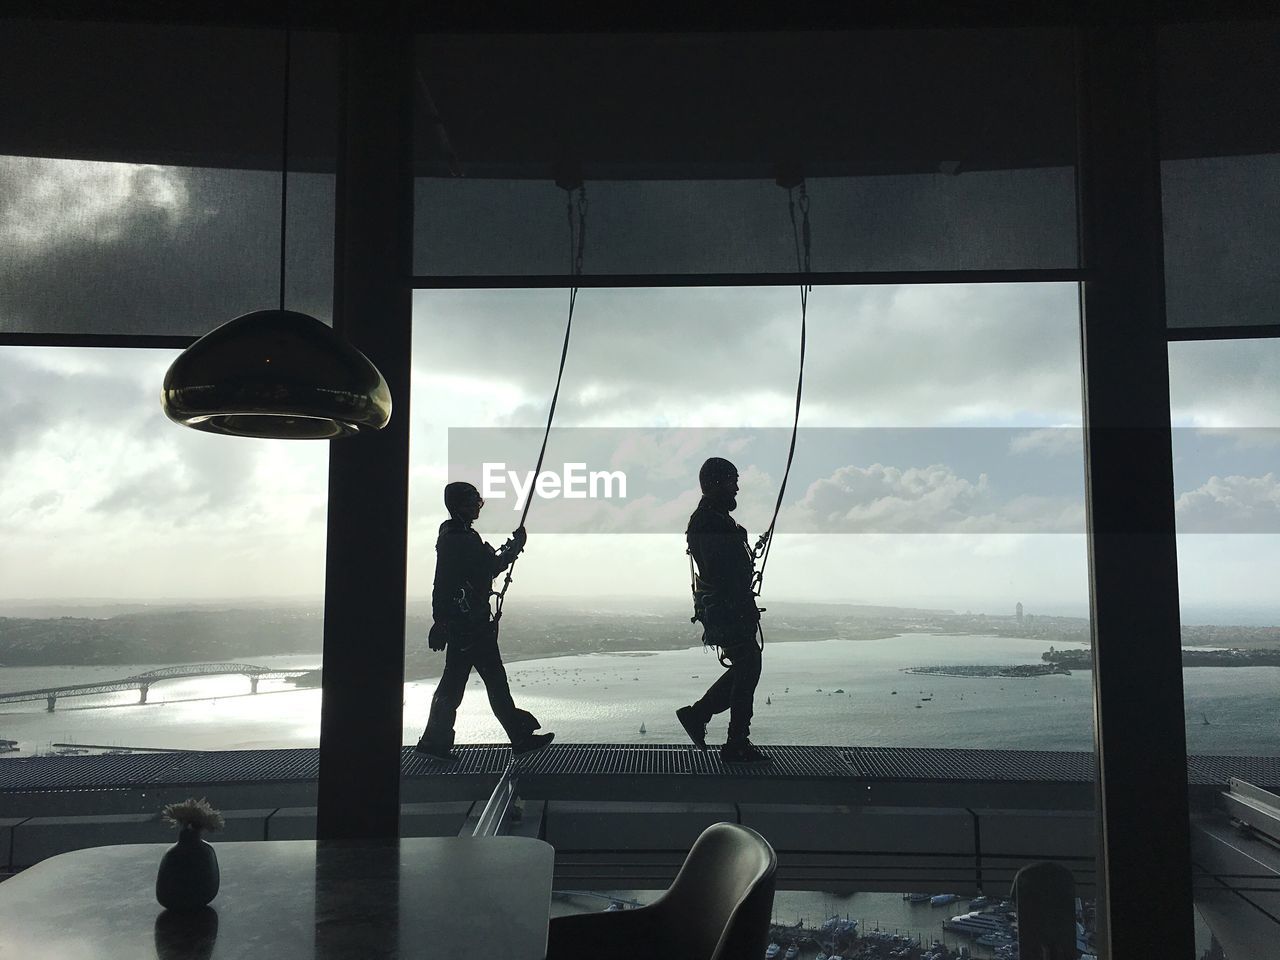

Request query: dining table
[{"left": 0, "top": 835, "right": 555, "bottom": 959}]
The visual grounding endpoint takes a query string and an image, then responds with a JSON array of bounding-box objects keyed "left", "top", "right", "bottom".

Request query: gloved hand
[
  {"left": 428, "top": 622, "right": 447, "bottom": 652},
  {"left": 511, "top": 526, "right": 528, "bottom": 552}
]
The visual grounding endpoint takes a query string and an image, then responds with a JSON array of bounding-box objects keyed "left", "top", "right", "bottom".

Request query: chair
[{"left": 546, "top": 821, "right": 777, "bottom": 960}]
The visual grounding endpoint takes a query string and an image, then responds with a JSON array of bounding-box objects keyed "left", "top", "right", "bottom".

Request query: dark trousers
[
  {"left": 691, "top": 627, "right": 762, "bottom": 742},
  {"left": 421, "top": 627, "right": 539, "bottom": 749}
]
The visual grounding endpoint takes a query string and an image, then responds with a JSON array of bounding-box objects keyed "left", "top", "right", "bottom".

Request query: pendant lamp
[{"left": 162, "top": 25, "right": 391, "bottom": 439}]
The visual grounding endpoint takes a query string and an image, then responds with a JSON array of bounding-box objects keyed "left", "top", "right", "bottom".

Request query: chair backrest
[{"left": 657, "top": 822, "right": 778, "bottom": 960}]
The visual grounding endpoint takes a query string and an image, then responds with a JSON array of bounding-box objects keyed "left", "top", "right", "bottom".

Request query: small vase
[{"left": 156, "top": 825, "right": 220, "bottom": 911}]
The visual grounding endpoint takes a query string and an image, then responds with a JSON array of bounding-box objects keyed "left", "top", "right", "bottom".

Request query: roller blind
[
  {"left": 1159, "top": 20, "right": 1280, "bottom": 330},
  {"left": 0, "top": 20, "right": 337, "bottom": 337}
]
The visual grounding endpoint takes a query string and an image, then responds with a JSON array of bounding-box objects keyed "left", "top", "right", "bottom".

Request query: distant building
[{"left": 1016, "top": 602, "right": 1024, "bottom": 623}]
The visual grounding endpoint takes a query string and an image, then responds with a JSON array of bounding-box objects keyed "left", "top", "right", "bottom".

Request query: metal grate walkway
[{"left": 1, "top": 743, "right": 1275, "bottom": 793}]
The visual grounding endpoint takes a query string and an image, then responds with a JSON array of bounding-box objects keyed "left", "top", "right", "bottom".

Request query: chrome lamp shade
[{"left": 161, "top": 310, "right": 392, "bottom": 439}]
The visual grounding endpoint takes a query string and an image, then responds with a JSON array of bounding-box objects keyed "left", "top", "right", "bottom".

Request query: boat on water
[
  {"left": 902, "top": 893, "right": 930, "bottom": 902},
  {"left": 783, "top": 944, "right": 798, "bottom": 960},
  {"left": 977, "top": 930, "right": 1017, "bottom": 948},
  {"left": 639, "top": 723, "right": 646, "bottom": 735},
  {"left": 968, "top": 894, "right": 995, "bottom": 909},
  {"left": 945, "top": 911, "right": 1014, "bottom": 937},
  {"left": 0, "top": 738, "right": 19, "bottom": 753},
  {"left": 820, "top": 916, "right": 857, "bottom": 935},
  {"left": 929, "top": 893, "right": 960, "bottom": 906},
  {"left": 764, "top": 944, "right": 781, "bottom": 960}
]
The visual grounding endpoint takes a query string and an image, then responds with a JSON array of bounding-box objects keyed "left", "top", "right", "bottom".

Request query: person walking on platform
[
  {"left": 677, "top": 457, "right": 769, "bottom": 764},
  {"left": 415, "top": 481, "right": 554, "bottom": 762}
]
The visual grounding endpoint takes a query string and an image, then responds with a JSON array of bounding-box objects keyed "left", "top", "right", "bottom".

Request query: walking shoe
[
  {"left": 676, "top": 705, "right": 708, "bottom": 751},
  {"left": 720, "top": 739, "right": 770, "bottom": 764},
  {"left": 512, "top": 732, "right": 555, "bottom": 757},
  {"left": 414, "top": 739, "right": 458, "bottom": 763}
]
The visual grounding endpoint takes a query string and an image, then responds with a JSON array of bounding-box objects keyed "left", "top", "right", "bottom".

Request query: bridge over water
[{"left": 0, "top": 663, "right": 315, "bottom": 711}]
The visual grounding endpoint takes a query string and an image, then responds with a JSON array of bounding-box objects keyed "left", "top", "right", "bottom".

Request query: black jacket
[
  {"left": 432, "top": 519, "right": 519, "bottom": 626},
  {"left": 687, "top": 497, "right": 757, "bottom": 625}
]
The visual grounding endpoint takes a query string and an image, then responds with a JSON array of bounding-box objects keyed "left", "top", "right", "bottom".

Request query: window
[
  {"left": 0, "top": 346, "right": 328, "bottom": 756},
  {"left": 406, "top": 282, "right": 1091, "bottom": 750}
]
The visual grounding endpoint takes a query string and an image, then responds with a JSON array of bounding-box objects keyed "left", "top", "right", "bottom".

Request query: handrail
[{"left": 472, "top": 760, "right": 519, "bottom": 837}]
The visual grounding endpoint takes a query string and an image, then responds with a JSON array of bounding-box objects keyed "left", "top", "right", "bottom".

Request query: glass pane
[
  {"left": 1170, "top": 339, "right": 1280, "bottom": 960},
  {"left": 405, "top": 283, "right": 1090, "bottom": 748},
  {"left": 404, "top": 282, "right": 1096, "bottom": 946},
  {"left": 2, "top": 345, "right": 330, "bottom": 757}
]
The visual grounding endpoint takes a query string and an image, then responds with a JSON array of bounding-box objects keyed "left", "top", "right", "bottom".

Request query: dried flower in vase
[{"left": 161, "top": 797, "right": 225, "bottom": 833}]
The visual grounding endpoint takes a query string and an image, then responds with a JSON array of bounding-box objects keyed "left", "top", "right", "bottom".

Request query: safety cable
[
  {"left": 493, "top": 184, "right": 587, "bottom": 624},
  {"left": 751, "top": 182, "right": 811, "bottom": 598}
]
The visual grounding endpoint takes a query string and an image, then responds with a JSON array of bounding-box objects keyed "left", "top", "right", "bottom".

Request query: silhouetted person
[
  {"left": 415, "top": 481, "right": 554, "bottom": 762},
  {"left": 677, "top": 458, "right": 768, "bottom": 763}
]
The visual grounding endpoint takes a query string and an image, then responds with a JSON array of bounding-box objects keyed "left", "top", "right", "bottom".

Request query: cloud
[
  {"left": 1176, "top": 473, "right": 1280, "bottom": 533},
  {"left": 1170, "top": 340, "right": 1280, "bottom": 428},
  {"left": 783, "top": 462, "right": 990, "bottom": 533},
  {"left": 0, "top": 345, "right": 330, "bottom": 598},
  {"left": 1009, "top": 427, "right": 1083, "bottom": 457},
  {"left": 413, "top": 281, "right": 1084, "bottom": 430}
]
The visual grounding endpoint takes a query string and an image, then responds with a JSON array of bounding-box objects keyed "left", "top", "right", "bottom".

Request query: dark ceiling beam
[{"left": 4, "top": 0, "right": 1274, "bottom": 31}]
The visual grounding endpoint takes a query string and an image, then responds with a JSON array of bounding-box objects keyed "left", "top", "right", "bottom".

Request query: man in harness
[
  {"left": 414, "top": 481, "right": 555, "bottom": 762},
  {"left": 676, "top": 457, "right": 769, "bottom": 764}
]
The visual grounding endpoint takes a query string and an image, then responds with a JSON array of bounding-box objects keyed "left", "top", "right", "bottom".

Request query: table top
[{"left": 0, "top": 836, "right": 555, "bottom": 959}]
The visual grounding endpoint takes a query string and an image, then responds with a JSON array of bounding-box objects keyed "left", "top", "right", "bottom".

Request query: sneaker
[
  {"left": 512, "top": 732, "right": 555, "bottom": 757},
  {"left": 414, "top": 739, "right": 457, "bottom": 763},
  {"left": 720, "top": 739, "right": 769, "bottom": 764},
  {"left": 676, "top": 705, "right": 708, "bottom": 751}
]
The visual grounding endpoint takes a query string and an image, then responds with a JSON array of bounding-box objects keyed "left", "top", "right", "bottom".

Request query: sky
[{"left": 2, "top": 156, "right": 1280, "bottom": 618}]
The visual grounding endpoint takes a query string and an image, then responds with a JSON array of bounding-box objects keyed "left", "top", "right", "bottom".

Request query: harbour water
[
  {"left": 0, "top": 631, "right": 1252, "bottom": 956},
  {"left": 1, "top": 633, "right": 1274, "bottom": 756}
]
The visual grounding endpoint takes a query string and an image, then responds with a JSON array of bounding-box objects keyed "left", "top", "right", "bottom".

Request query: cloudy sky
[{"left": 3, "top": 157, "right": 1279, "bottom": 619}]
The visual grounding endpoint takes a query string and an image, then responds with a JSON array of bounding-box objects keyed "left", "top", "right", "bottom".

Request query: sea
[
  {"left": 1, "top": 633, "right": 1273, "bottom": 755},
  {"left": 0, "top": 632, "right": 1259, "bottom": 957}
]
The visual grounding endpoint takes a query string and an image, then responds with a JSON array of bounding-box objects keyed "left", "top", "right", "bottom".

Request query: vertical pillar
[
  {"left": 1077, "top": 24, "right": 1195, "bottom": 958},
  {"left": 317, "top": 19, "right": 413, "bottom": 840}
]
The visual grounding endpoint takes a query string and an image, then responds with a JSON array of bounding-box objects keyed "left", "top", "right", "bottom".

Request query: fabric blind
[
  {"left": 1159, "top": 21, "right": 1280, "bottom": 330},
  {"left": 0, "top": 20, "right": 337, "bottom": 337}
]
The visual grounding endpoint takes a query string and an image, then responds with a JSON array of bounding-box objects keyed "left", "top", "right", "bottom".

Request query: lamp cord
[{"left": 278, "top": 20, "right": 292, "bottom": 312}]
